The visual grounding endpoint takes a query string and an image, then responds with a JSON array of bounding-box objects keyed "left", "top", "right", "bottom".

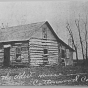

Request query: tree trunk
[
  {"left": 75, "top": 46, "right": 78, "bottom": 62},
  {"left": 66, "top": 22, "right": 79, "bottom": 62},
  {"left": 75, "top": 20, "right": 85, "bottom": 61}
]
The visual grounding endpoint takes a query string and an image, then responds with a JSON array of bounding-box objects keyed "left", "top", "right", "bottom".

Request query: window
[
  {"left": 43, "top": 28, "right": 47, "bottom": 39},
  {"left": 66, "top": 49, "right": 69, "bottom": 58},
  {"left": 61, "top": 50, "right": 65, "bottom": 58},
  {"left": 44, "top": 49, "right": 48, "bottom": 54},
  {"left": 16, "top": 47, "right": 21, "bottom": 54},
  {"left": 16, "top": 47, "right": 21, "bottom": 62},
  {"left": 43, "top": 49, "right": 48, "bottom": 65},
  {"left": 16, "top": 46, "right": 28, "bottom": 62}
]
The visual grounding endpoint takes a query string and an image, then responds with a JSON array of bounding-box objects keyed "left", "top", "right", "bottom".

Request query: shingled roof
[
  {"left": 0, "top": 21, "right": 45, "bottom": 42},
  {"left": 0, "top": 21, "right": 74, "bottom": 51}
]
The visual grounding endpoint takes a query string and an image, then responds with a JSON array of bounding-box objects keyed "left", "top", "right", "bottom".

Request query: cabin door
[{"left": 3, "top": 47, "right": 10, "bottom": 67}]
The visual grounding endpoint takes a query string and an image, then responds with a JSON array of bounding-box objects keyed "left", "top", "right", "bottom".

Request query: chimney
[{"left": 1, "top": 23, "right": 5, "bottom": 29}]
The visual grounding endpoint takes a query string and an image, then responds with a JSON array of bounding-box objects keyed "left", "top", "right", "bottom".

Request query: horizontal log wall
[
  {"left": 29, "top": 38, "right": 59, "bottom": 66},
  {"left": 0, "top": 49, "right": 4, "bottom": 65},
  {"left": 0, "top": 42, "right": 29, "bottom": 66}
]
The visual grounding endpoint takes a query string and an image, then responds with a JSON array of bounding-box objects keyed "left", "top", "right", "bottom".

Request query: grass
[{"left": 0, "top": 64, "right": 88, "bottom": 86}]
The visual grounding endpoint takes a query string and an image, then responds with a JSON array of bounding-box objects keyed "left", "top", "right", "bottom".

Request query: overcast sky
[{"left": 0, "top": 0, "right": 88, "bottom": 45}]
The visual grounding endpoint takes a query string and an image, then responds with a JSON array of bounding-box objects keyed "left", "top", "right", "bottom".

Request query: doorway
[{"left": 3, "top": 47, "right": 10, "bottom": 67}]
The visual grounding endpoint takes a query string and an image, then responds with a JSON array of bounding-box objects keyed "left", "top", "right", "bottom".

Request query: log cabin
[{"left": 0, "top": 21, "right": 74, "bottom": 67}]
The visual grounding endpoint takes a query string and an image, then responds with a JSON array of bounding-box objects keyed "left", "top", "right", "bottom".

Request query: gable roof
[
  {"left": 0, "top": 21, "right": 74, "bottom": 51},
  {"left": 45, "top": 22, "right": 74, "bottom": 51}
]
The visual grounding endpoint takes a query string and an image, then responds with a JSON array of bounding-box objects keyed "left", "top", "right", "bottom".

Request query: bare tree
[
  {"left": 66, "top": 15, "right": 88, "bottom": 65},
  {"left": 75, "top": 18, "right": 85, "bottom": 61},
  {"left": 66, "top": 22, "right": 78, "bottom": 62},
  {"left": 82, "top": 15, "right": 88, "bottom": 61}
]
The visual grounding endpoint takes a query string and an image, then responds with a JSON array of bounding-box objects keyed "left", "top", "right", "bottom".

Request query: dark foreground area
[{"left": 0, "top": 64, "right": 88, "bottom": 86}]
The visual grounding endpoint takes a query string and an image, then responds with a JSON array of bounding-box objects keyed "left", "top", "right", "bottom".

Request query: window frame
[
  {"left": 61, "top": 49, "right": 66, "bottom": 58},
  {"left": 66, "top": 49, "right": 69, "bottom": 59},
  {"left": 42, "top": 28, "right": 47, "bottom": 39},
  {"left": 44, "top": 49, "right": 48, "bottom": 54},
  {"left": 15, "top": 46, "right": 21, "bottom": 62}
]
